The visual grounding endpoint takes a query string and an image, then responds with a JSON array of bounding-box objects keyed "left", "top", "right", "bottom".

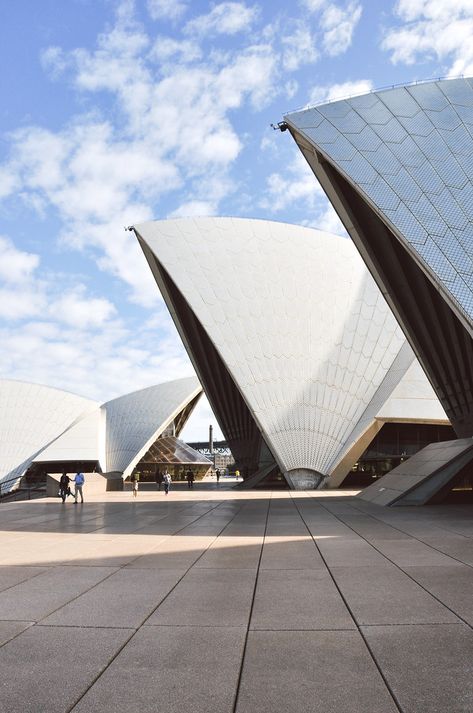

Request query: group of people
[
  {"left": 130, "top": 467, "right": 199, "bottom": 496},
  {"left": 58, "top": 472, "right": 84, "bottom": 503},
  {"left": 130, "top": 468, "right": 172, "bottom": 497}
]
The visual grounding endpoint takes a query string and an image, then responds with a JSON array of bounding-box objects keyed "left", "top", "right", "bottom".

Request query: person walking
[
  {"left": 73, "top": 472, "right": 85, "bottom": 503},
  {"left": 131, "top": 472, "right": 139, "bottom": 498},
  {"left": 59, "top": 471, "right": 73, "bottom": 502},
  {"left": 155, "top": 468, "right": 163, "bottom": 491},
  {"left": 186, "top": 468, "right": 194, "bottom": 489},
  {"left": 216, "top": 468, "right": 221, "bottom": 484},
  {"left": 163, "top": 469, "right": 171, "bottom": 495}
]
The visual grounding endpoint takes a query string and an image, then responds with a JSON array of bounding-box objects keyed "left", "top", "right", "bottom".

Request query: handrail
[{"left": 0, "top": 475, "right": 46, "bottom": 502}]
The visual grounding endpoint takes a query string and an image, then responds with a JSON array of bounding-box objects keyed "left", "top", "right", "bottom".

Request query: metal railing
[
  {"left": 285, "top": 74, "right": 469, "bottom": 115},
  {"left": 0, "top": 475, "right": 46, "bottom": 502}
]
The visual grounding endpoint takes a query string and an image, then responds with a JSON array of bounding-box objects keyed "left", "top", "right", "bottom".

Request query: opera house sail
[
  {"left": 284, "top": 77, "right": 473, "bottom": 502},
  {"left": 134, "top": 217, "right": 446, "bottom": 490},
  {"left": 0, "top": 377, "right": 203, "bottom": 494}
]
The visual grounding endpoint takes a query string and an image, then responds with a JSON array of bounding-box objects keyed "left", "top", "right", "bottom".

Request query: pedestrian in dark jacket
[{"left": 59, "top": 472, "right": 72, "bottom": 502}]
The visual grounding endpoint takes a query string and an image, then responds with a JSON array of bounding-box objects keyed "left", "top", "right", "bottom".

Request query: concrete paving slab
[
  {"left": 331, "top": 565, "right": 459, "bottom": 625},
  {"left": 125, "top": 535, "right": 214, "bottom": 569},
  {"left": 0, "top": 566, "right": 48, "bottom": 593},
  {"left": 251, "top": 569, "right": 355, "bottom": 630},
  {"left": 0, "top": 620, "right": 33, "bottom": 647},
  {"left": 316, "top": 538, "right": 390, "bottom": 567},
  {"left": 332, "top": 515, "right": 412, "bottom": 540},
  {"left": 260, "top": 536, "right": 325, "bottom": 569},
  {"left": 41, "top": 568, "right": 184, "bottom": 628},
  {"left": 71, "top": 625, "right": 245, "bottom": 713},
  {"left": 362, "top": 623, "right": 473, "bottom": 713},
  {"left": 0, "top": 624, "right": 132, "bottom": 713},
  {"left": 0, "top": 565, "right": 117, "bottom": 621},
  {"left": 370, "top": 538, "right": 459, "bottom": 567},
  {"left": 403, "top": 564, "right": 473, "bottom": 626},
  {"left": 236, "top": 630, "right": 398, "bottom": 713},
  {"left": 195, "top": 536, "right": 262, "bottom": 569},
  {"left": 1, "top": 490, "right": 472, "bottom": 713},
  {"left": 415, "top": 536, "right": 473, "bottom": 565},
  {"left": 61, "top": 537, "right": 164, "bottom": 567},
  {"left": 146, "top": 568, "right": 255, "bottom": 627}
]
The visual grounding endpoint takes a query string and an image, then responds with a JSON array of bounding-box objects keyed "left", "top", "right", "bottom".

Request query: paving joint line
[
  {"left": 290, "top": 492, "right": 405, "bottom": 713},
  {"left": 349, "top": 499, "right": 473, "bottom": 540},
  {"left": 346, "top": 501, "right": 473, "bottom": 570},
  {"left": 311, "top": 495, "right": 473, "bottom": 631},
  {"left": 36, "top": 496, "right": 238, "bottom": 627},
  {"left": 230, "top": 492, "right": 272, "bottom": 713},
  {"left": 64, "top": 497, "right": 250, "bottom": 713}
]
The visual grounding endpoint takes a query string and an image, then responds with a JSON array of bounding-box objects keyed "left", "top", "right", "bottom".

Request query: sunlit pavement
[{"left": 0, "top": 486, "right": 472, "bottom": 713}]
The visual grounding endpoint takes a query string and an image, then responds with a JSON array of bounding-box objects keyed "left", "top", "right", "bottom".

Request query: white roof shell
[
  {"left": 103, "top": 377, "right": 202, "bottom": 475},
  {"left": 135, "top": 217, "right": 448, "bottom": 485},
  {"left": 0, "top": 380, "right": 98, "bottom": 487},
  {"left": 0, "top": 376, "right": 202, "bottom": 490}
]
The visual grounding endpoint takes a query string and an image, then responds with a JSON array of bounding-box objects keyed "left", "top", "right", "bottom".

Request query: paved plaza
[{"left": 0, "top": 485, "right": 472, "bottom": 713}]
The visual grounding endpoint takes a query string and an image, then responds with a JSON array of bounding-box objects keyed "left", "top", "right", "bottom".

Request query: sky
[{"left": 1, "top": 0, "right": 473, "bottom": 441}]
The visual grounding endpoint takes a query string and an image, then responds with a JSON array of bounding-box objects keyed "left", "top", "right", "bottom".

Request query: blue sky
[{"left": 1, "top": 0, "right": 472, "bottom": 440}]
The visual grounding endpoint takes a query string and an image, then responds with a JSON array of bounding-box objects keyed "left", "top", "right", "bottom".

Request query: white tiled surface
[
  {"left": 0, "top": 380, "right": 97, "bottom": 487},
  {"left": 103, "top": 377, "right": 201, "bottom": 474},
  {"left": 0, "top": 377, "right": 202, "bottom": 489},
  {"left": 135, "top": 218, "right": 442, "bottom": 477},
  {"left": 286, "top": 77, "right": 473, "bottom": 331}
]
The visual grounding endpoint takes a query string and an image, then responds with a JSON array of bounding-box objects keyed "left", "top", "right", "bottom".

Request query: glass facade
[
  {"left": 343, "top": 422, "right": 455, "bottom": 487},
  {"left": 132, "top": 435, "right": 211, "bottom": 481}
]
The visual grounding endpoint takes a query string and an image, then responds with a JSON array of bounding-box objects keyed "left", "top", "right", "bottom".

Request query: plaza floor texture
[{"left": 0, "top": 485, "right": 472, "bottom": 713}]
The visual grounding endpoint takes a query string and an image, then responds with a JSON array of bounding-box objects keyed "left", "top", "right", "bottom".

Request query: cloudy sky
[{"left": 1, "top": 0, "right": 472, "bottom": 440}]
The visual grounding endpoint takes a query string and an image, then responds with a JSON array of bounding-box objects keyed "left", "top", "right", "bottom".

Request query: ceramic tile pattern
[
  {"left": 136, "top": 218, "right": 445, "bottom": 479},
  {"left": 285, "top": 78, "right": 473, "bottom": 330}
]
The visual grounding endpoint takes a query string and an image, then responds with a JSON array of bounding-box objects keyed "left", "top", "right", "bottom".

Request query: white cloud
[
  {"left": 147, "top": 0, "right": 188, "bottom": 21},
  {"left": 0, "top": 1, "right": 356, "bottom": 317},
  {"left": 150, "top": 35, "right": 202, "bottom": 62},
  {"left": 309, "top": 78, "right": 374, "bottom": 105},
  {"left": 0, "top": 288, "right": 45, "bottom": 321},
  {"left": 302, "top": 0, "right": 326, "bottom": 10},
  {"left": 282, "top": 24, "right": 319, "bottom": 71},
  {"left": 0, "top": 236, "right": 40, "bottom": 283},
  {"left": 261, "top": 151, "right": 324, "bottom": 212},
  {"left": 168, "top": 200, "right": 217, "bottom": 218},
  {"left": 0, "top": 235, "right": 194, "bottom": 402},
  {"left": 50, "top": 288, "right": 116, "bottom": 329},
  {"left": 301, "top": 1, "right": 362, "bottom": 56},
  {"left": 320, "top": 1, "right": 363, "bottom": 56},
  {"left": 260, "top": 151, "right": 346, "bottom": 235},
  {"left": 383, "top": 0, "right": 473, "bottom": 75},
  {"left": 184, "top": 2, "right": 259, "bottom": 37}
]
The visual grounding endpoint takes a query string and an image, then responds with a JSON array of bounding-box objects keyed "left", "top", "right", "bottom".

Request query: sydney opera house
[
  {"left": 282, "top": 76, "right": 473, "bottom": 503},
  {"left": 0, "top": 376, "right": 209, "bottom": 494},
  {"left": 4, "top": 77, "right": 473, "bottom": 505},
  {"left": 134, "top": 217, "right": 452, "bottom": 494}
]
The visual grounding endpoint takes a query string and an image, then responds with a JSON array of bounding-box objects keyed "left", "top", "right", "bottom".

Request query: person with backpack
[
  {"left": 73, "top": 472, "right": 85, "bottom": 503},
  {"left": 163, "top": 469, "right": 171, "bottom": 495},
  {"left": 59, "top": 471, "right": 73, "bottom": 503}
]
